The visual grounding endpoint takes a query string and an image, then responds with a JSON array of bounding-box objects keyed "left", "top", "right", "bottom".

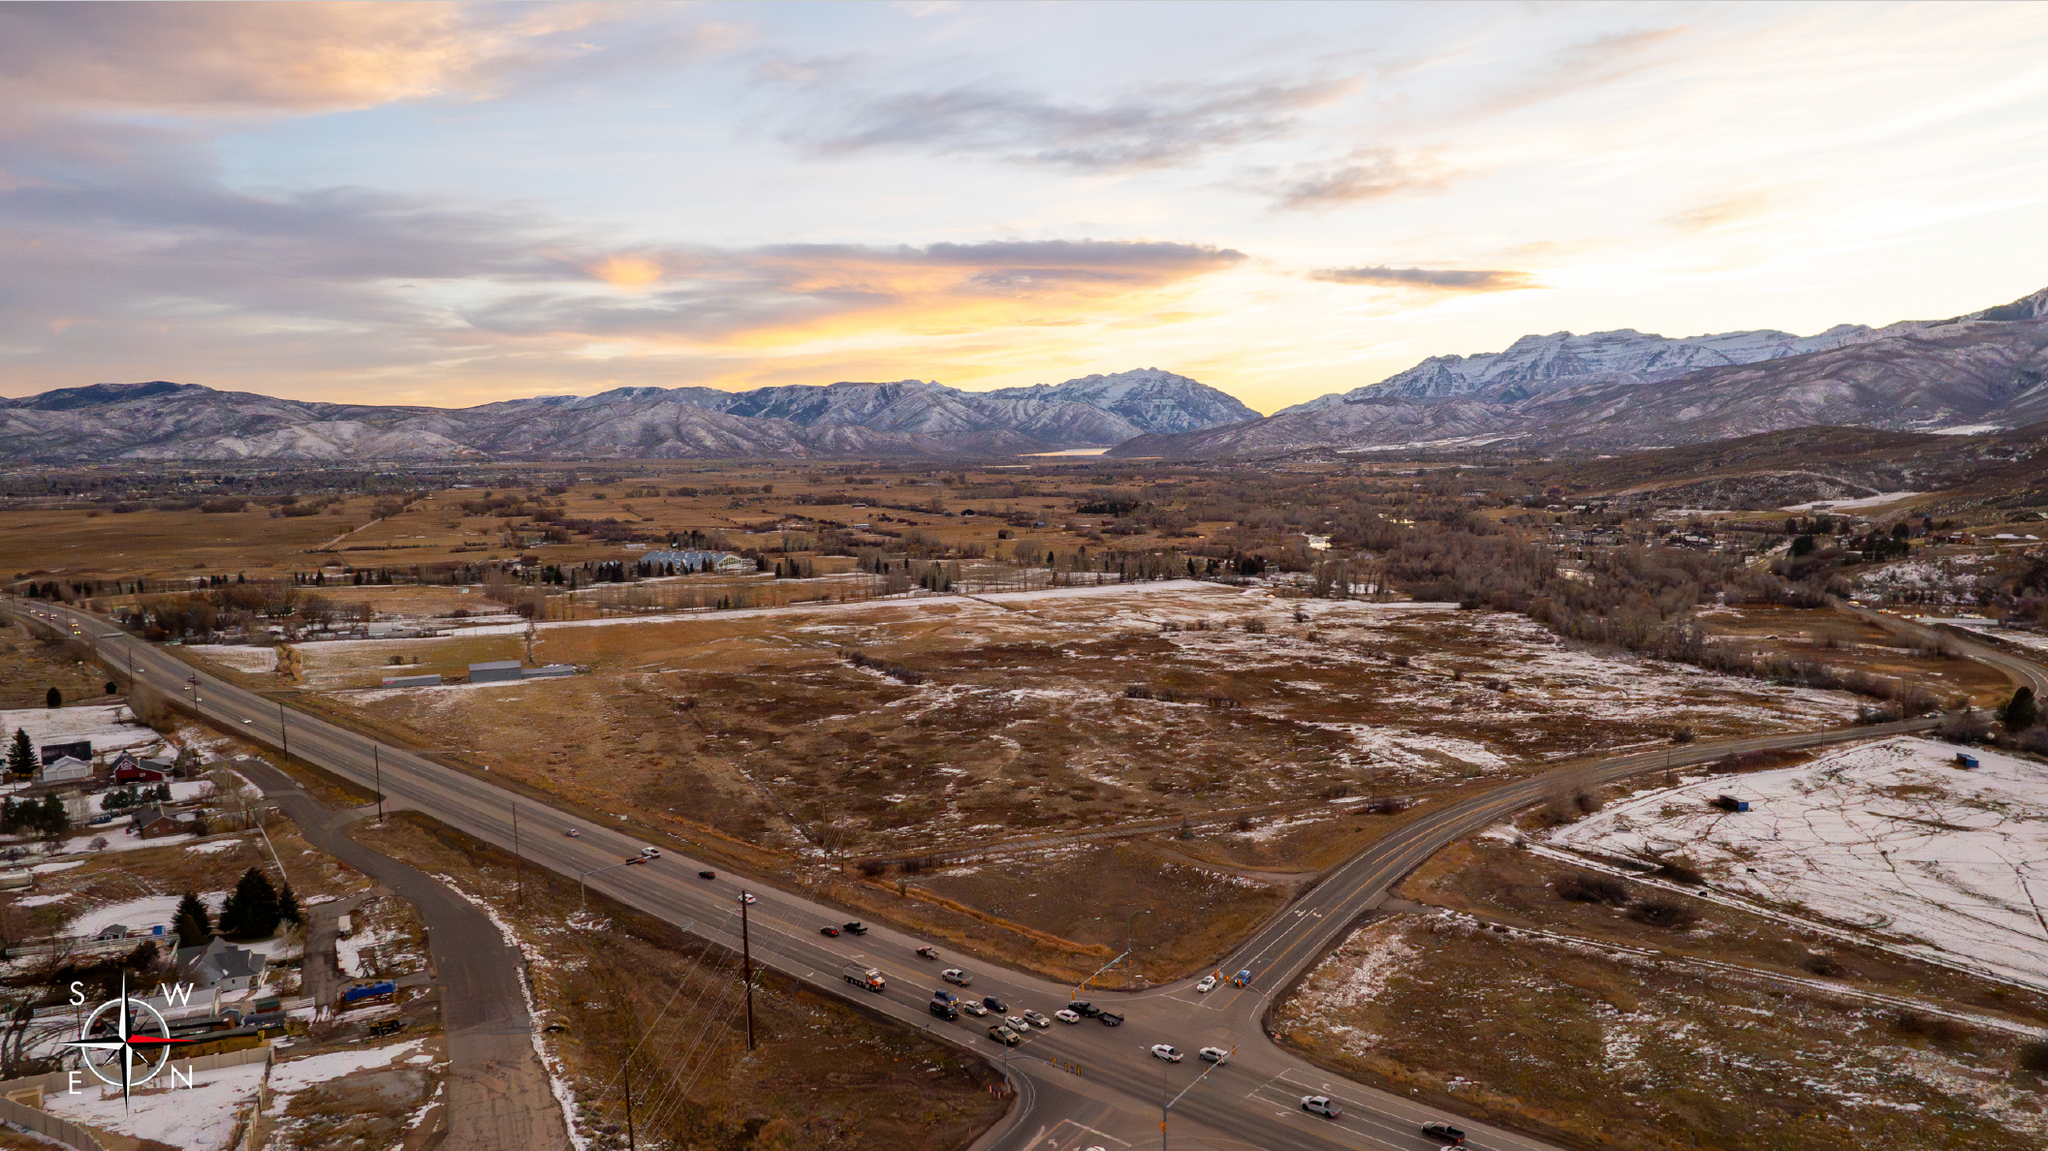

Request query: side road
[{"left": 233, "top": 758, "right": 571, "bottom": 1151}]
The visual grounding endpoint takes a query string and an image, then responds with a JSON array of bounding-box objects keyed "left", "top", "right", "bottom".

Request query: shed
[
  {"left": 34, "top": 756, "right": 93, "bottom": 785},
  {"left": 1955, "top": 753, "right": 1979, "bottom": 769},
  {"left": 380, "top": 673, "right": 443, "bottom": 687},
  {"left": 522, "top": 665, "right": 574, "bottom": 679},
  {"left": 39, "top": 740, "right": 91, "bottom": 765},
  {"left": 112, "top": 752, "right": 170, "bottom": 784},
  {"left": 468, "top": 661, "right": 524, "bottom": 684},
  {"left": 132, "top": 803, "right": 193, "bottom": 840}
]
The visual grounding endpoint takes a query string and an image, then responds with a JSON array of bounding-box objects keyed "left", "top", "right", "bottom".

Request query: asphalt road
[{"left": 11, "top": 598, "right": 2022, "bottom": 1151}]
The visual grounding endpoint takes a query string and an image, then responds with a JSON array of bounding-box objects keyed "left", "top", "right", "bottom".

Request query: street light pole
[
  {"left": 1124, "top": 909, "right": 1152, "bottom": 989},
  {"left": 279, "top": 701, "right": 287, "bottom": 759},
  {"left": 373, "top": 744, "right": 384, "bottom": 824}
]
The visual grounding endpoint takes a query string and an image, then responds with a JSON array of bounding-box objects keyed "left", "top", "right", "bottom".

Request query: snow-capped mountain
[
  {"left": 0, "top": 371, "right": 1259, "bottom": 461},
  {"left": 1113, "top": 286, "right": 2048, "bottom": 459}
]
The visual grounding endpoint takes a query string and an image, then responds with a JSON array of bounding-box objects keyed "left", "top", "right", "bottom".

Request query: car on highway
[
  {"left": 1421, "top": 1121, "right": 1466, "bottom": 1144},
  {"left": 739, "top": 893, "right": 756, "bottom": 904},
  {"left": 959, "top": 999, "right": 989, "bottom": 1016},
  {"left": 1198, "top": 1046, "right": 1229, "bottom": 1063},
  {"left": 982, "top": 996, "right": 1006, "bottom": 1012},
  {"left": 1004, "top": 1016, "right": 1029, "bottom": 1033},
  {"left": 1097, "top": 1011, "right": 1123, "bottom": 1027},
  {"left": 842, "top": 921, "right": 867, "bottom": 935},
  {"left": 941, "top": 968, "right": 973, "bottom": 986},
  {"left": 1021, "top": 1009, "right": 1050, "bottom": 1029},
  {"left": 565, "top": 829, "right": 581, "bottom": 837},
  {"left": 698, "top": 870, "right": 715, "bottom": 879},
  {"left": 987, "top": 1026, "right": 1020, "bottom": 1046},
  {"left": 1149, "top": 1044, "right": 1183, "bottom": 1063},
  {"left": 1301, "top": 1096, "right": 1342, "bottom": 1118},
  {"left": 915, "top": 945, "right": 937, "bottom": 959},
  {"left": 1195, "top": 974, "right": 1217, "bottom": 993},
  {"left": 932, "top": 989, "right": 958, "bottom": 1005},
  {"left": 819, "top": 925, "right": 840, "bottom": 936},
  {"left": 1054, "top": 1008, "right": 1081, "bottom": 1024},
  {"left": 1070, "top": 1000, "right": 1100, "bottom": 1017},
  {"left": 639, "top": 846, "right": 661, "bottom": 858}
]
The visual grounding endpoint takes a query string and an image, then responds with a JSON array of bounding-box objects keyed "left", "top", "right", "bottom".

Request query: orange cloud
[{"left": 588, "top": 255, "right": 664, "bottom": 291}]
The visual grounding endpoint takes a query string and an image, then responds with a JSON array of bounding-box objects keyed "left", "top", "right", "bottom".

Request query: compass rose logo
[{"left": 65, "top": 971, "right": 195, "bottom": 1107}]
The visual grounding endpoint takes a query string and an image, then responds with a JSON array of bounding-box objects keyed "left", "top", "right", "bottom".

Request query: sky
[{"left": 2, "top": 1, "right": 2046, "bottom": 416}]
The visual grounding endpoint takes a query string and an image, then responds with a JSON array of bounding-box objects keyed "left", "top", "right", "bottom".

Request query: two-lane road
[{"left": 13, "top": 597, "right": 2026, "bottom": 1151}]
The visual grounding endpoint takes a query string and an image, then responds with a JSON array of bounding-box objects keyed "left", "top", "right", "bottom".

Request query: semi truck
[{"left": 840, "top": 963, "right": 885, "bottom": 992}]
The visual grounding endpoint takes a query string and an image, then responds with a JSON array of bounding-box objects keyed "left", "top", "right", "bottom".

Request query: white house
[
  {"left": 176, "top": 937, "right": 268, "bottom": 992},
  {"left": 34, "top": 755, "right": 93, "bottom": 785}
]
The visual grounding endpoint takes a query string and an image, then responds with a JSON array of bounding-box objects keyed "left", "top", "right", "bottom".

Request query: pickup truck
[{"left": 840, "top": 963, "right": 885, "bottom": 992}]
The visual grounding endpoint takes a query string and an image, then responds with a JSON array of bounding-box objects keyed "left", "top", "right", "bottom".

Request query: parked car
[
  {"left": 1097, "top": 1011, "right": 1124, "bottom": 1027},
  {"left": 819, "top": 926, "right": 840, "bottom": 937},
  {"left": 1054, "top": 1009, "right": 1081, "bottom": 1024},
  {"left": 987, "top": 1026, "right": 1020, "bottom": 1046},
  {"left": 1149, "top": 1044, "right": 1183, "bottom": 1063},
  {"left": 842, "top": 921, "right": 867, "bottom": 935},
  {"left": 982, "top": 996, "right": 1007, "bottom": 1013},
  {"left": 1071, "top": 1001, "right": 1100, "bottom": 1017},
  {"left": 1198, "top": 1046, "right": 1229, "bottom": 1063},
  {"left": 942, "top": 968, "right": 973, "bottom": 986},
  {"left": 959, "top": 999, "right": 989, "bottom": 1016},
  {"left": 1422, "top": 1122, "right": 1466, "bottom": 1144},
  {"left": 1021, "top": 1009, "right": 1050, "bottom": 1029},
  {"left": 1195, "top": 975, "right": 1217, "bottom": 993},
  {"left": 1301, "top": 1096, "right": 1342, "bottom": 1118}
]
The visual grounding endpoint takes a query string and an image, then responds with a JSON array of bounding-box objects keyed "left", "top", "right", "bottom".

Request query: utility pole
[
  {"left": 279, "top": 701, "right": 287, "bottom": 759},
  {"left": 373, "top": 744, "right": 384, "bottom": 824},
  {"left": 623, "top": 1053, "right": 635, "bottom": 1151},
  {"left": 1124, "top": 908, "right": 1151, "bottom": 990},
  {"left": 740, "top": 893, "right": 755, "bottom": 1050},
  {"left": 512, "top": 802, "right": 521, "bottom": 909}
]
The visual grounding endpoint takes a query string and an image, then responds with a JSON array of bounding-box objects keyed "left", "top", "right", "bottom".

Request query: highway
[{"left": 8, "top": 597, "right": 2016, "bottom": 1151}]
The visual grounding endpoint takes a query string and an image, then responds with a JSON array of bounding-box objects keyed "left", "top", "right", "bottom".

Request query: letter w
[{"left": 155, "top": 982, "right": 195, "bottom": 1007}]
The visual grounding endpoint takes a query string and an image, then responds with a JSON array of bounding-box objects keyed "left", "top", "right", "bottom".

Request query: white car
[
  {"left": 1054, "top": 1008, "right": 1081, "bottom": 1024},
  {"left": 1198, "top": 1046, "right": 1229, "bottom": 1063},
  {"left": 1004, "top": 1016, "right": 1030, "bottom": 1034},
  {"left": 1301, "top": 1095, "right": 1342, "bottom": 1118},
  {"left": 639, "top": 846, "right": 661, "bottom": 858},
  {"left": 1150, "top": 1044, "right": 1183, "bottom": 1063},
  {"left": 739, "top": 892, "right": 756, "bottom": 904},
  {"left": 1195, "top": 975, "right": 1217, "bottom": 993}
]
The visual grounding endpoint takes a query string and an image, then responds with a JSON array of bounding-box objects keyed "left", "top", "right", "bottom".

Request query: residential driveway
[{"left": 235, "top": 758, "right": 570, "bottom": 1151}]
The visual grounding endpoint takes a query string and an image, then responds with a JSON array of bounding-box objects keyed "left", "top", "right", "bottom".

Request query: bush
[
  {"left": 1241, "top": 618, "right": 1267, "bottom": 634},
  {"left": 1669, "top": 727, "right": 1695, "bottom": 745},
  {"left": 856, "top": 859, "right": 886, "bottom": 877},
  {"left": 1652, "top": 859, "right": 1705, "bottom": 884},
  {"left": 2018, "top": 1040, "right": 2048, "bottom": 1073},
  {"left": 1628, "top": 898, "right": 1698, "bottom": 930},
  {"left": 1894, "top": 1011, "right": 1967, "bottom": 1046},
  {"left": 1556, "top": 872, "right": 1634, "bottom": 906},
  {"left": 199, "top": 497, "right": 249, "bottom": 514},
  {"left": 2001, "top": 686, "right": 2040, "bottom": 731},
  {"left": 1362, "top": 796, "right": 1407, "bottom": 815},
  {"left": 1937, "top": 710, "right": 1994, "bottom": 744}
]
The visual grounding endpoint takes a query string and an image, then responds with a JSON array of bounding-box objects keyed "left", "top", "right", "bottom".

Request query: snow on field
[
  {"left": 65, "top": 893, "right": 224, "bottom": 938},
  {"left": 1782, "top": 491, "right": 1922, "bottom": 511},
  {"left": 1547, "top": 737, "right": 2048, "bottom": 989},
  {"left": 183, "top": 644, "right": 277, "bottom": 674},
  {"left": 270, "top": 1039, "right": 427, "bottom": 1093},
  {"left": 44, "top": 1062, "right": 267, "bottom": 1148},
  {"left": 0, "top": 703, "right": 164, "bottom": 756}
]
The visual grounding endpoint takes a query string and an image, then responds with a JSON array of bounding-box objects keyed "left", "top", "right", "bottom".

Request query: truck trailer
[{"left": 840, "top": 963, "right": 885, "bottom": 992}]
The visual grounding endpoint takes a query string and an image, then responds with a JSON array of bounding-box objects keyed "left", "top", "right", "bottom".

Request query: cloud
[
  {"left": 588, "top": 256, "right": 665, "bottom": 291},
  {"left": 783, "top": 75, "right": 1357, "bottom": 171},
  {"left": 1309, "top": 266, "right": 1540, "bottom": 292},
  {"left": 1268, "top": 149, "right": 1451, "bottom": 211},
  {"left": 1665, "top": 189, "right": 1778, "bottom": 233}
]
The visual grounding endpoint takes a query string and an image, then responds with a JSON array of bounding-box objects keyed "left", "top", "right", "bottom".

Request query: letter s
[{"left": 68, "top": 981, "right": 85, "bottom": 1007}]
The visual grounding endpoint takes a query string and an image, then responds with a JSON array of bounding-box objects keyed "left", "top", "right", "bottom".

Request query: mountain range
[
  {"left": 1110, "top": 286, "right": 2048, "bottom": 458},
  {"left": 0, "top": 369, "right": 1258, "bottom": 462}
]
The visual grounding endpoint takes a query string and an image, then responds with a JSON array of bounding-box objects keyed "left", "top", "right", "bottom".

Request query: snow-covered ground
[
  {"left": 64, "top": 892, "right": 225, "bottom": 939},
  {"left": 1782, "top": 491, "right": 1922, "bottom": 512},
  {"left": 44, "top": 1062, "right": 266, "bottom": 1148},
  {"left": 0, "top": 703, "right": 165, "bottom": 756},
  {"left": 1545, "top": 737, "right": 2048, "bottom": 989},
  {"left": 181, "top": 644, "right": 277, "bottom": 674}
]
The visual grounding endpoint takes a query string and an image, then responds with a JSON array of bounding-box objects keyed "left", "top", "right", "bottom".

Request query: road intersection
[{"left": 13, "top": 597, "right": 2018, "bottom": 1150}]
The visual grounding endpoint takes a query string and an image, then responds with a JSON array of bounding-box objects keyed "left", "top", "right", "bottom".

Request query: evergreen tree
[
  {"left": 219, "top": 867, "right": 281, "bottom": 939},
  {"left": 34, "top": 796, "right": 68, "bottom": 838},
  {"left": 277, "top": 882, "right": 302, "bottom": 926},
  {"left": 172, "top": 892, "right": 212, "bottom": 946},
  {"left": 5, "top": 730, "right": 35, "bottom": 779},
  {"left": 43, "top": 687, "right": 61, "bottom": 709},
  {"left": 2003, "top": 686, "right": 2040, "bottom": 731}
]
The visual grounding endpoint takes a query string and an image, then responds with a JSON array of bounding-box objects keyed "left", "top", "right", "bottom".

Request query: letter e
[{"left": 67, "top": 1070, "right": 80, "bottom": 1095}]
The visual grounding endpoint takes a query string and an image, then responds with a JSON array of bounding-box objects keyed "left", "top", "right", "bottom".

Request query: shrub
[
  {"left": 1652, "top": 859, "right": 1705, "bottom": 884},
  {"left": 1574, "top": 791, "right": 1604, "bottom": 815},
  {"left": 1556, "top": 872, "right": 1634, "bottom": 906},
  {"left": 1628, "top": 898, "right": 1698, "bottom": 930},
  {"left": 1241, "top": 618, "right": 1266, "bottom": 634},
  {"left": 856, "top": 859, "right": 886, "bottom": 877},
  {"left": 1937, "top": 710, "right": 1994, "bottom": 744},
  {"left": 1362, "top": 796, "right": 1407, "bottom": 815},
  {"left": 199, "top": 497, "right": 249, "bottom": 514},
  {"left": 2018, "top": 1040, "right": 2048, "bottom": 1073},
  {"left": 1894, "top": 1011, "right": 1967, "bottom": 1046},
  {"left": 2001, "top": 686, "right": 2040, "bottom": 731},
  {"left": 1669, "top": 727, "right": 1695, "bottom": 745}
]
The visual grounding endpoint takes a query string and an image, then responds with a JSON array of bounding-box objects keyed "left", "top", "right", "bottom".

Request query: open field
[
  {"left": 1695, "top": 603, "right": 2013, "bottom": 705},
  {"left": 1277, "top": 909, "right": 2048, "bottom": 1151},
  {"left": 1544, "top": 737, "right": 2048, "bottom": 990}
]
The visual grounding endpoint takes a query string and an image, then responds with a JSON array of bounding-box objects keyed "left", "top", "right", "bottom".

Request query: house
[
  {"left": 112, "top": 753, "right": 171, "bottom": 784},
  {"left": 637, "top": 549, "right": 750, "bottom": 574},
  {"left": 34, "top": 756, "right": 93, "bottom": 785},
  {"left": 176, "top": 937, "right": 267, "bottom": 992},
  {"left": 132, "top": 803, "right": 196, "bottom": 840}
]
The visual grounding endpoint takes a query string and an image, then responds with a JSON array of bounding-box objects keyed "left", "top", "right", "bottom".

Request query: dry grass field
[{"left": 1695, "top": 603, "right": 2012, "bottom": 705}]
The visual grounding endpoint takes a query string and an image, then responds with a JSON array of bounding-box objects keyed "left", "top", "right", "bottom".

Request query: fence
[
  {"left": 0, "top": 1095, "right": 106, "bottom": 1151},
  {"left": 0, "top": 1043, "right": 274, "bottom": 1103}
]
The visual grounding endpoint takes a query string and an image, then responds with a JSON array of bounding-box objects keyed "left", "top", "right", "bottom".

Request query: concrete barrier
[{"left": 0, "top": 1095, "right": 107, "bottom": 1151}]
